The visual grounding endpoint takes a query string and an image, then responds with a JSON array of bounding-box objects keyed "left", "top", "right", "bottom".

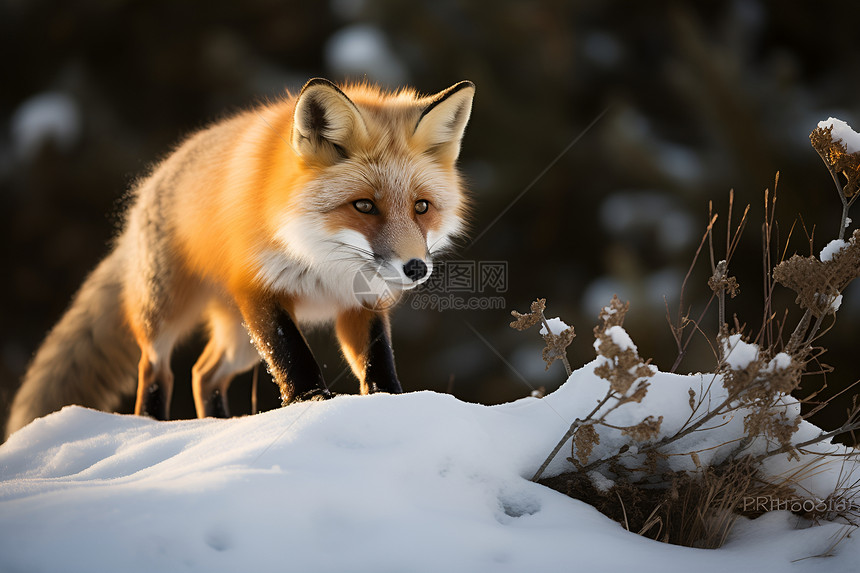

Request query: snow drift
[{"left": 2, "top": 355, "right": 859, "bottom": 572}]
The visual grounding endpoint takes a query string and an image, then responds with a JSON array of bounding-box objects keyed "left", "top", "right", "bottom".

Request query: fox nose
[{"left": 403, "top": 258, "right": 428, "bottom": 282}]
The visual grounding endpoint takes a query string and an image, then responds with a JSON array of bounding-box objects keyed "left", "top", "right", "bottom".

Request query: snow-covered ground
[{"left": 1, "top": 353, "right": 858, "bottom": 573}]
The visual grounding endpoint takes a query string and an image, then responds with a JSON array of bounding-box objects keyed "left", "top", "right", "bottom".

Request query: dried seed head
[
  {"left": 719, "top": 334, "right": 802, "bottom": 405},
  {"left": 708, "top": 261, "right": 740, "bottom": 298},
  {"left": 573, "top": 423, "right": 600, "bottom": 467},
  {"left": 598, "top": 295, "right": 629, "bottom": 329},
  {"left": 509, "top": 298, "right": 546, "bottom": 331},
  {"left": 624, "top": 380, "right": 650, "bottom": 404},
  {"left": 622, "top": 415, "right": 663, "bottom": 442},
  {"left": 772, "top": 229, "right": 860, "bottom": 317},
  {"left": 810, "top": 124, "right": 860, "bottom": 198},
  {"left": 593, "top": 299, "right": 654, "bottom": 397},
  {"left": 744, "top": 408, "right": 801, "bottom": 451},
  {"left": 541, "top": 325, "right": 576, "bottom": 370}
]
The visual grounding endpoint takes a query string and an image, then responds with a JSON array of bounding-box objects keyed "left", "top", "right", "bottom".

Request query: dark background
[{"left": 2, "top": 0, "right": 859, "bottom": 438}]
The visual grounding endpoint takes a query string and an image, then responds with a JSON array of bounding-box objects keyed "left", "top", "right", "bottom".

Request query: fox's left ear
[{"left": 414, "top": 81, "right": 475, "bottom": 162}]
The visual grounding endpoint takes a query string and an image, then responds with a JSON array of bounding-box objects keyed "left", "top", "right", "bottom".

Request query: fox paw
[{"left": 293, "top": 388, "right": 335, "bottom": 403}]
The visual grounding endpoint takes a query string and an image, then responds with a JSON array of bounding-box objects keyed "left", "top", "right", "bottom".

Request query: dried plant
[
  {"left": 810, "top": 123, "right": 860, "bottom": 227},
  {"left": 593, "top": 297, "right": 655, "bottom": 397},
  {"left": 509, "top": 298, "right": 546, "bottom": 331},
  {"left": 774, "top": 230, "right": 860, "bottom": 357},
  {"left": 526, "top": 295, "right": 658, "bottom": 480},
  {"left": 516, "top": 120, "right": 860, "bottom": 549},
  {"left": 572, "top": 423, "right": 599, "bottom": 467},
  {"left": 540, "top": 457, "right": 801, "bottom": 548},
  {"left": 510, "top": 298, "right": 575, "bottom": 376}
]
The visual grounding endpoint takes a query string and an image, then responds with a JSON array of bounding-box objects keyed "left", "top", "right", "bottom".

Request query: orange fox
[{"left": 5, "top": 78, "right": 475, "bottom": 438}]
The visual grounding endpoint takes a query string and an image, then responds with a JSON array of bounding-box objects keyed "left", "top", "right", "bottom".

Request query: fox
[{"left": 5, "top": 78, "right": 475, "bottom": 439}]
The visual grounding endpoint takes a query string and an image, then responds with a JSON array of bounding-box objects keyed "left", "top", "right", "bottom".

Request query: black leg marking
[
  {"left": 142, "top": 381, "right": 168, "bottom": 421},
  {"left": 365, "top": 316, "right": 402, "bottom": 394},
  {"left": 205, "top": 389, "right": 230, "bottom": 418},
  {"left": 260, "top": 306, "right": 329, "bottom": 405}
]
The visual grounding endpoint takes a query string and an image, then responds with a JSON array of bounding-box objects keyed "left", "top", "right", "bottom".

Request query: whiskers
[
  {"left": 330, "top": 240, "right": 375, "bottom": 260},
  {"left": 322, "top": 239, "right": 382, "bottom": 272},
  {"left": 428, "top": 233, "right": 459, "bottom": 258}
]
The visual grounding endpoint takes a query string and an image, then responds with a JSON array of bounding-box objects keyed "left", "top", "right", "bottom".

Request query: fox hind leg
[
  {"left": 133, "top": 340, "right": 176, "bottom": 420},
  {"left": 192, "top": 304, "right": 259, "bottom": 418},
  {"left": 126, "top": 276, "right": 208, "bottom": 421}
]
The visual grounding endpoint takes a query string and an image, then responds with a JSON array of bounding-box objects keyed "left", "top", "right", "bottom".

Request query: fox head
[{"left": 268, "top": 78, "right": 475, "bottom": 311}]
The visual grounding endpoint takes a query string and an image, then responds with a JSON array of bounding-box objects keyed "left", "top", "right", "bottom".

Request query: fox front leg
[
  {"left": 336, "top": 309, "right": 403, "bottom": 395},
  {"left": 239, "top": 296, "right": 331, "bottom": 404}
]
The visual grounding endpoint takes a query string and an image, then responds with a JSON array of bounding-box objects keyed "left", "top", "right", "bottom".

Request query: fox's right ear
[{"left": 291, "top": 78, "right": 367, "bottom": 162}]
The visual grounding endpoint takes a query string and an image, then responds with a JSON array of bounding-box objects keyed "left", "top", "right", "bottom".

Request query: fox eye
[
  {"left": 353, "top": 199, "right": 377, "bottom": 214},
  {"left": 414, "top": 200, "right": 430, "bottom": 214}
]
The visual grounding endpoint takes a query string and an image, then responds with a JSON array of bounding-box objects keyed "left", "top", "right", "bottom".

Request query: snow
[
  {"left": 592, "top": 324, "right": 641, "bottom": 360},
  {"left": 832, "top": 294, "right": 844, "bottom": 312},
  {"left": 721, "top": 333, "right": 759, "bottom": 369},
  {"left": 815, "top": 240, "right": 847, "bottom": 312},
  {"left": 821, "top": 239, "right": 848, "bottom": 262},
  {"left": 818, "top": 239, "right": 848, "bottom": 263},
  {"left": 766, "top": 352, "right": 792, "bottom": 372},
  {"left": 606, "top": 324, "right": 635, "bottom": 351},
  {"left": 539, "top": 316, "right": 569, "bottom": 336},
  {"left": 818, "top": 117, "right": 860, "bottom": 153},
  {"left": 816, "top": 293, "right": 844, "bottom": 313},
  {"left": 588, "top": 469, "right": 615, "bottom": 492},
  {"left": 2, "top": 351, "right": 859, "bottom": 571}
]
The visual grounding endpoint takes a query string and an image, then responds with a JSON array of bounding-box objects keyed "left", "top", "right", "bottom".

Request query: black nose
[{"left": 403, "top": 258, "right": 428, "bottom": 281}]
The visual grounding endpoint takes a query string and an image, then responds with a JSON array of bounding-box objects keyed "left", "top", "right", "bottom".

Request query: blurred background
[{"left": 2, "top": 0, "right": 859, "bottom": 439}]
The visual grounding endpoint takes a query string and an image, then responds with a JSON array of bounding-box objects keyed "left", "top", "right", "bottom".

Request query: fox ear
[
  {"left": 414, "top": 81, "right": 475, "bottom": 161},
  {"left": 292, "top": 78, "right": 367, "bottom": 162}
]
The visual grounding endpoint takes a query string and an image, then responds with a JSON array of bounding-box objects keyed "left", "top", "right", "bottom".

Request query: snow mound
[{"left": 1, "top": 361, "right": 859, "bottom": 571}]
